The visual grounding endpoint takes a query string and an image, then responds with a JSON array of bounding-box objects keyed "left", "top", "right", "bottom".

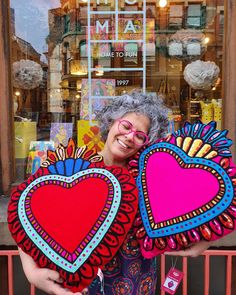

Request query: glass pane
[{"left": 10, "top": 0, "right": 224, "bottom": 183}]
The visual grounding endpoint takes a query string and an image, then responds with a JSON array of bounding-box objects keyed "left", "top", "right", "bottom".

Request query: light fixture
[
  {"left": 204, "top": 37, "right": 210, "bottom": 44},
  {"left": 215, "top": 77, "right": 221, "bottom": 86},
  {"left": 70, "top": 60, "right": 88, "bottom": 76},
  {"left": 76, "top": 94, "right": 80, "bottom": 99},
  {"left": 15, "top": 91, "right": 21, "bottom": 96},
  {"left": 95, "top": 65, "right": 104, "bottom": 76},
  {"left": 95, "top": 71, "right": 104, "bottom": 76},
  {"left": 76, "top": 80, "right": 82, "bottom": 90},
  {"left": 159, "top": 0, "right": 167, "bottom": 8}
]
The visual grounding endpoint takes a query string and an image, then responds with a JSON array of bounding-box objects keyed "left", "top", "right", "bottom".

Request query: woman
[{"left": 19, "top": 91, "right": 211, "bottom": 295}]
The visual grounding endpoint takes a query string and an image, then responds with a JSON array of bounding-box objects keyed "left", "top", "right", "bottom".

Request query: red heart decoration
[
  {"left": 8, "top": 142, "right": 138, "bottom": 292},
  {"left": 31, "top": 178, "right": 110, "bottom": 253}
]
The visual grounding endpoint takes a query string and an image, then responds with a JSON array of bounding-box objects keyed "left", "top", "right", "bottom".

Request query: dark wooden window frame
[
  {"left": 0, "top": 0, "right": 14, "bottom": 194},
  {"left": 222, "top": 0, "right": 236, "bottom": 160}
]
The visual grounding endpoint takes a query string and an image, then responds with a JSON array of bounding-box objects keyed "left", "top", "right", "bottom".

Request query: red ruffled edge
[
  {"left": 128, "top": 146, "right": 236, "bottom": 257},
  {"left": 8, "top": 145, "right": 139, "bottom": 292}
]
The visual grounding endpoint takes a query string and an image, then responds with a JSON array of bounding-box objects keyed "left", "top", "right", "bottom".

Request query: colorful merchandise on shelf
[
  {"left": 200, "top": 100, "right": 214, "bottom": 123},
  {"left": 212, "top": 99, "right": 222, "bottom": 130}
]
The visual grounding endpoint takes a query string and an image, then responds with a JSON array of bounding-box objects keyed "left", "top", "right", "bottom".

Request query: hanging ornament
[
  {"left": 184, "top": 60, "right": 220, "bottom": 90},
  {"left": 12, "top": 59, "right": 43, "bottom": 90},
  {"left": 168, "top": 29, "right": 207, "bottom": 61}
]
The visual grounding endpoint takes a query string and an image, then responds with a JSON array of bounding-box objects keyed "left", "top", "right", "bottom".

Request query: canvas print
[
  {"left": 50, "top": 123, "right": 73, "bottom": 147},
  {"left": 80, "top": 79, "right": 115, "bottom": 120},
  {"left": 77, "top": 120, "right": 104, "bottom": 152},
  {"left": 26, "top": 141, "right": 54, "bottom": 175}
]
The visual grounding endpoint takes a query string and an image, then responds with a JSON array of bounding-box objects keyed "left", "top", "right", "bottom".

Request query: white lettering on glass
[
  {"left": 96, "top": 20, "right": 109, "bottom": 33},
  {"left": 101, "top": 52, "right": 115, "bottom": 57},
  {"left": 124, "top": 20, "right": 136, "bottom": 33},
  {"left": 125, "top": 0, "right": 137, "bottom": 4},
  {"left": 96, "top": 0, "right": 108, "bottom": 5}
]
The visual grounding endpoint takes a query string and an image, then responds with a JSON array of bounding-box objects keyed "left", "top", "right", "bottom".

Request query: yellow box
[{"left": 14, "top": 122, "right": 37, "bottom": 158}]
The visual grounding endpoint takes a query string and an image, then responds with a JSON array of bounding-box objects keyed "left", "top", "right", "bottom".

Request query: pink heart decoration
[
  {"left": 129, "top": 121, "right": 236, "bottom": 258},
  {"left": 145, "top": 151, "right": 220, "bottom": 224}
]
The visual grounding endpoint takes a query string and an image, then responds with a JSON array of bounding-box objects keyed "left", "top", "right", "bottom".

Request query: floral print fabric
[{"left": 88, "top": 228, "right": 157, "bottom": 295}]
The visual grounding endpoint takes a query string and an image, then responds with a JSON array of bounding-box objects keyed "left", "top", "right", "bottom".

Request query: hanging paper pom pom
[
  {"left": 184, "top": 60, "right": 220, "bottom": 90},
  {"left": 12, "top": 59, "right": 43, "bottom": 90},
  {"left": 168, "top": 29, "right": 207, "bottom": 61}
]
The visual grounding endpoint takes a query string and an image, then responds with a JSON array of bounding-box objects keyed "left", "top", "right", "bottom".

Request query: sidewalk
[{"left": 0, "top": 196, "right": 15, "bottom": 246}]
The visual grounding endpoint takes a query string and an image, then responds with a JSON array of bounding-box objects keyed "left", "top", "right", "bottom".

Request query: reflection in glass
[{"left": 10, "top": 0, "right": 224, "bottom": 183}]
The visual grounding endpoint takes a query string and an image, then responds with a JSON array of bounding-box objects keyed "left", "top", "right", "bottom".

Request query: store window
[{"left": 10, "top": 0, "right": 224, "bottom": 184}]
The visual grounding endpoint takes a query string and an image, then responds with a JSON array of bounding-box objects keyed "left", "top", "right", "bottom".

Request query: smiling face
[{"left": 101, "top": 112, "right": 151, "bottom": 167}]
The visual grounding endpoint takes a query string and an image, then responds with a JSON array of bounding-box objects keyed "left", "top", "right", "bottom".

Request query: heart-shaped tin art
[
  {"left": 8, "top": 139, "right": 138, "bottom": 292},
  {"left": 128, "top": 121, "right": 236, "bottom": 258}
]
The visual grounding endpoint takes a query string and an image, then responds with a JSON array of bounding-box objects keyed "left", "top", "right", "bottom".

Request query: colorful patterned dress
[
  {"left": 87, "top": 158, "right": 157, "bottom": 294},
  {"left": 88, "top": 226, "right": 157, "bottom": 295}
]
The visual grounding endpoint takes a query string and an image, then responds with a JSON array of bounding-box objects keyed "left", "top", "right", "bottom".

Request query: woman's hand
[
  {"left": 164, "top": 241, "right": 212, "bottom": 258},
  {"left": 18, "top": 248, "right": 87, "bottom": 294}
]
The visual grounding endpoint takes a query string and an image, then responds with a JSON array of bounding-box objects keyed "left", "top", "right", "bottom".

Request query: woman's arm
[
  {"left": 164, "top": 240, "right": 212, "bottom": 257},
  {"left": 19, "top": 248, "right": 85, "bottom": 295}
]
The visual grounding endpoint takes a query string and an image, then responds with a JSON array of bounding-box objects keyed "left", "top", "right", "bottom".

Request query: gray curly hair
[{"left": 96, "top": 91, "right": 170, "bottom": 144}]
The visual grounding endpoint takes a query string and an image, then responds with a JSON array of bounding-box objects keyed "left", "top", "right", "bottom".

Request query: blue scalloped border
[{"left": 137, "top": 142, "right": 234, "bottom": 238}]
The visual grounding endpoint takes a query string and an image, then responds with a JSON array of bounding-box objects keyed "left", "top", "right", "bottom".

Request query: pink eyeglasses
[{"left": 117, "top": 119, "right": 149, "bottom": 146}]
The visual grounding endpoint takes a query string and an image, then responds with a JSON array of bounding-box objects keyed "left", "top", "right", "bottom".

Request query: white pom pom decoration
[
  {"left": 168, "top": 42, "right": 183, "bottom": 56},
  {"left": 12, "top": 59, "right": 43, "bottom": 90},
  {"left": 184, "top": 60, "right": 220, "bottom": 90},
  {"left": 168, "top": 29, "right": 207, "bottom": 60}
]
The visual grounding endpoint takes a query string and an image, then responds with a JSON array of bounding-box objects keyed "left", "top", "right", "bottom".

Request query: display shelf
[{"left": 186, "top": 87, "right": 202, "bottom": 121}]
